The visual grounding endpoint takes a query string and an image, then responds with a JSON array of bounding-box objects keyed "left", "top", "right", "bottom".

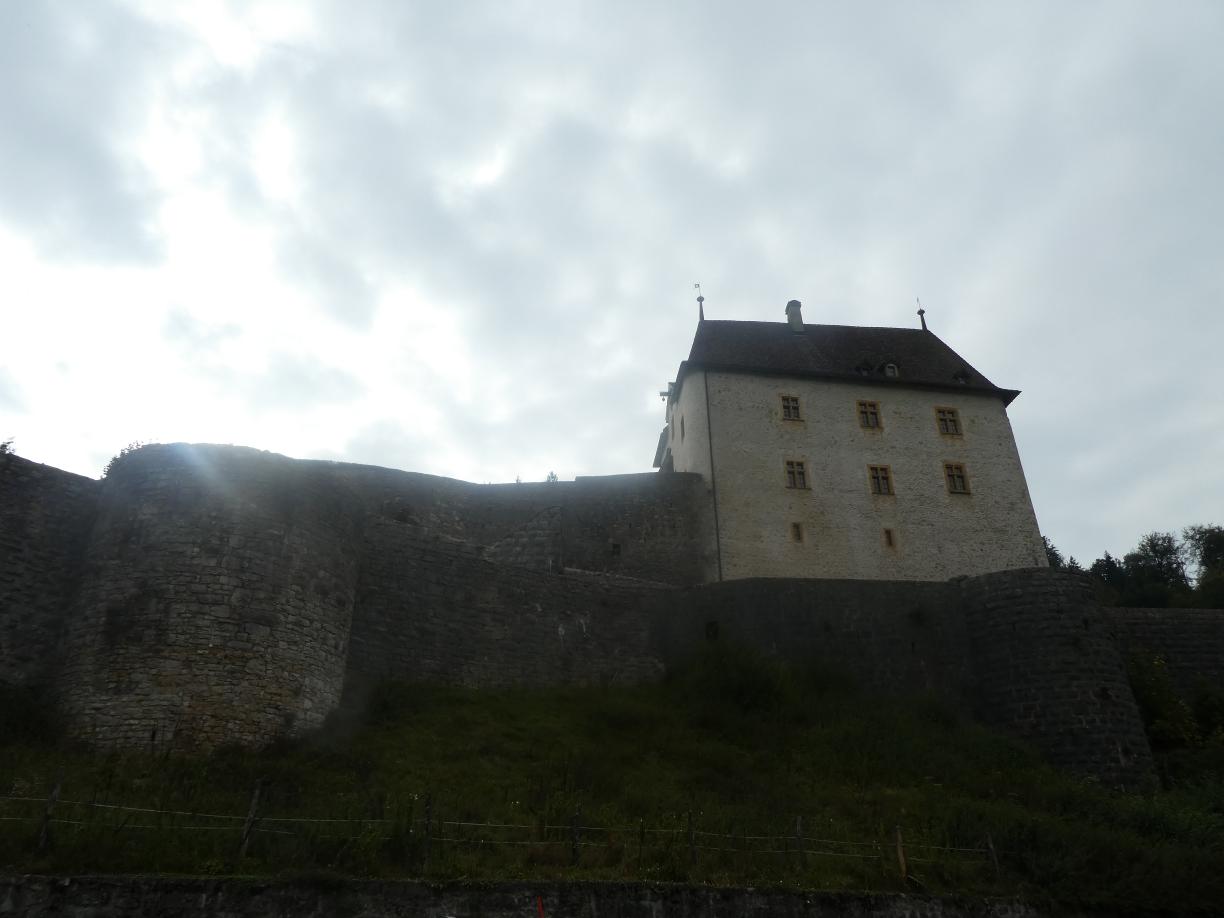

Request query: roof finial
[
  {"left": 695, "top": 283, "right": 705, "bottom": 322},
  {"left": 916, "top": 298, "right": 928, "bottom": 332}
]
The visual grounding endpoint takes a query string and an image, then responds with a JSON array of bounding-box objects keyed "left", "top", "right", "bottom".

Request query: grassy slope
[{"left": 1, "top": 649, "right": 1222, "bottom": 913}]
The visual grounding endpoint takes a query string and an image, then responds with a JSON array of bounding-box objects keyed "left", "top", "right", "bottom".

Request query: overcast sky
[{"left": 2, "top": 1, "right": 1221, "bottom": 566}]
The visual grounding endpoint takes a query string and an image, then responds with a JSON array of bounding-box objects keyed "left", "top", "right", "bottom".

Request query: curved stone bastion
[{"left": 58, "top": 445, "right": 360, "bottom": 750}]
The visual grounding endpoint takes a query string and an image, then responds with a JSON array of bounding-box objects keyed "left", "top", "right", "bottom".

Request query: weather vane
[{"left": 694, "top": 282, "right": 705, "bottom": 321}]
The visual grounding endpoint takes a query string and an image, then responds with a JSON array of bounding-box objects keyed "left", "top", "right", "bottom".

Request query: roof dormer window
[{"left": 883, "top": 363, "right": 899, "bottom": 378}]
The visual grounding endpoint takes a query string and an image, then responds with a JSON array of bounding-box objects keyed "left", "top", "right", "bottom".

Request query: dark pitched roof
[{"left": 680, "top": 320, "right": 1019, "bottom": 404}]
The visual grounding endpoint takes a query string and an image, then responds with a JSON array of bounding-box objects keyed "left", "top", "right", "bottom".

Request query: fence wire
[{"left": 0, "top": 793, "right": 995, "bottom": 874}]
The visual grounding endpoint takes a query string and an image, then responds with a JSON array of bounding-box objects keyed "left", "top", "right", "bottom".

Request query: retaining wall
[{"left": 0, "top": 876, "right": 1109, "bottom": 918}]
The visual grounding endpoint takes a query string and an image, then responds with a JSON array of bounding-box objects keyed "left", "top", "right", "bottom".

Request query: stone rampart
[
  {"left": 57, "top": 445, "right": 361, "bottom": 750},
  {"left": 961, "top": 569, "right": 1155, "bottom": 789},
  {"left": 1106, "top": 607, "right": 1224, "bottom": 702},
  {"left": 658, "top": 577, "right": 973, "bottom": 699},
  {"left": 330, "top": 463, "right": 713, "bottom": 585},
  {"left": 0, "top": 454, "right": 99, "bottom": 688},
  {"left": 347, "top": 515, "right": 667, "bottom": 689},
  {"left": 2, "top": 443, "right": 1221, "bottom": 787}
]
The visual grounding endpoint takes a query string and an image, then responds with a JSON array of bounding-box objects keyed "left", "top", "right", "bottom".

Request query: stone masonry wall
[
  {"left": 658, "top": 577, "right": 973, "bottom": 700},
  {"left": 0, "top": 876, "right": 1107, "bottom": 918},
  {"left": 1107, "top": 607, "right": 1224, "bottom": 701},
  {"left": 961, "top": 569, "right": 1155, "bottom": 789},
  {"left": 346, "top": 515, "right": 667, "bottom": 690},
  {"left": 57, "top": 445, "right": 360, "bottom": 751},
  {"left": 4, "top": 441, "right": 1219, "bottom": 788},
  {"left": 331, "top": 464, "right": 712, "bottom": 585},
  {"left": 0, "top": 454, "right": 99, "bottom": 688}
]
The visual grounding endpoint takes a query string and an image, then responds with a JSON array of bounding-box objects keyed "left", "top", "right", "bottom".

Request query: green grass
[{"left": 2, "top": 647, "right": 1222, "bottom": 914}]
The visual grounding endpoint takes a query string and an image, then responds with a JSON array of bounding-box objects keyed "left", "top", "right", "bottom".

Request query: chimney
[{"left": 785, "top": 299, "right": 804, "bottom": 332}]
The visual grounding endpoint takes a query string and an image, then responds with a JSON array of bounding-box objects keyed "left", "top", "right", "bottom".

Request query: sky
[{"left": 1, "top": 0, "right": 1221, "bottom": 566}]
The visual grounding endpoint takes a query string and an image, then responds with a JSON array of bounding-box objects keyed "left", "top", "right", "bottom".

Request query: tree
[
  {"left": 545, "top": 471, "right": 559, "bottom": 483},
  {"left": 1043, "top": 536, "right": 1065, "bottom": 568},
  {"left": 1183, "top": 525, "right": 1224, "bottom": 582},
  {"left": 1184, "top": 524, "right": 1224, "bottom": 608},
  {"left": 1042, "top": 536, "right": 1082, "bottom": 571}
]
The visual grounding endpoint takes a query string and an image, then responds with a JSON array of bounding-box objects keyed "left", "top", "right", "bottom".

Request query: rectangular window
[
  {"left": 857, "top": 400, "right": 882, "bottom": 429},
  {"left": 883, "top": 527, "right": 896, "bottom": 548},
  {"left": 785, "top": 460, "right": 808, "bottom": 489},
  {"left": 944, "top": 462, "right": 971, "bottom": 494},
  {"left": 791, "top": 522, "right": 804, "bottom": 542},
  {"left": 868, "top": 465, "right": 893, "bottom": 495},
  {"left": 781, "top": 395, "right": 802, "bottom": 420},
  {"left": 935, "top": 407, "right": 962, "bottom": 436}
]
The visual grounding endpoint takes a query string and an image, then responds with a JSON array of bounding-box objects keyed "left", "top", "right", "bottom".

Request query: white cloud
[{"left": 0, "top": 0, "right": 1221, "bottom": 564}]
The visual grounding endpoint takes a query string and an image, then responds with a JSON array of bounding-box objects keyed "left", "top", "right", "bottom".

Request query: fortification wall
[
  {"left": 1107, "top": 607, "right": 1224, "bottom": 700},
  {"left": 657, "top": 578, "right": 973, "bottom": 699},
  {"left": 346, "top": 516, "right": 666, "bottom": 689},
  {"left": 961, "top": 569, "right": 1154, "bottom": 789},
  {"left": 0, "top": 454, "right": 99, "bottom": 688},
  {"left": 4, "top": 441, "right": 1218, "bottom": 788},
  {"left": 58, "top": 445, "right": 360, "bottom": 751},
  {"left": 331, "top": 464, "right": 712, "bottom": 585}
]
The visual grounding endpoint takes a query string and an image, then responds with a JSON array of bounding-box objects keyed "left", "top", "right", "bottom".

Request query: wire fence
[{"left": 0, "top": 785, "right": 1001, "bottom": 883}]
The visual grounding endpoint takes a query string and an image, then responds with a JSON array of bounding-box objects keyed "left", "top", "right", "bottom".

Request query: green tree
[
  {"left": 1183, "top": 524, "right": 1224, "bottom": 608},
  {"left": 1043, "top": 536, "right": 1065, "bottom": 568}
]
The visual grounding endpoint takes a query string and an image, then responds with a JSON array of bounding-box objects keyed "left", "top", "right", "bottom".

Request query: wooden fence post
[
  {"left": 570, "top": 807, "right": 580, "bottom": 867},
  {"left": 423, "top": 793, "right": 434, "bottom": 868},
  {"left": 237, "top": 780, "right": 263, "bottom": 860},
  {"left": 686, "top": 810, "right": 695, "bottom": 868},
  {"left": 894, "top": 825, "right": 907, "bottom": 882},
  {"left": 986, "top": 831, "right": 1000, "bottom": 877},
  {"left": 37, "top": 772, "right": 63, "bottom": 852}
]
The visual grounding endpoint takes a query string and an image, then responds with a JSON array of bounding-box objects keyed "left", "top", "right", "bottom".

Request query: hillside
[{"left": 2, "top": 649, "right": 1222, "bottom": 914}]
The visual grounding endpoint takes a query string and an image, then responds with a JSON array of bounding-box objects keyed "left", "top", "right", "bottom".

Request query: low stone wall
[
  {"left": 0, "top": 876, "right": 1108, "bottom": 918},
  {"left": 0, "top": 455, "right": 99, "bottom": 688}
]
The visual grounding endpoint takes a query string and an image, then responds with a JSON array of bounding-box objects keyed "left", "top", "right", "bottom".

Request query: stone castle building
[
  {"left": 1, "top": 297, "right": 1221, "bottom": 790},
  {"left": 654, "top": 300, "right": 1046, "bottom": 581}
]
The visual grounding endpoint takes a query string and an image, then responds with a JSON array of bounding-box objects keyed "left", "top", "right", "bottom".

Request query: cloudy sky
[{"left": 1, "top": 1, "right": 1221, "bottom": 565}]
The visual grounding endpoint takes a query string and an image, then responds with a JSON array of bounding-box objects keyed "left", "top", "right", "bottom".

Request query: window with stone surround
[
  {"left": 857, "top": 400, "right": 882, "bottom": 429},
  {"left": 935, "top": 407, "right": 962, "bottom": 436},
  {"left": 781, "top": 395, "right": 802, "bottom": 420},
  {"left": 868, "top": 464, "right": 893, "bottom": 495},
  {"left": 944, "top": 462, "right": 971, "bottom": 494},
  {"left": 784, "top": 460, "right": 808, "bottom": 489}
]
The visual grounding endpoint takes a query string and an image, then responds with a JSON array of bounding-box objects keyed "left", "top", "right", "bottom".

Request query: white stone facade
[{"left": 662, "top": 366, "right": 1047, "bottom": 582}]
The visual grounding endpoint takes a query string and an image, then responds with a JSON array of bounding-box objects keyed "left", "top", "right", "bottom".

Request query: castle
[
  {"left": 654, "top": 300, "right": 1046, "bottom": 581},
  {"left": 1, "top": 301, "right": 1221, "bottom": 791}
]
